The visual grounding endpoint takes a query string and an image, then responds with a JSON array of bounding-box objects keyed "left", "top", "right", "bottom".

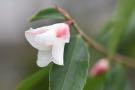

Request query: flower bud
[{"left": 89, "top": 58, "right": 109, "bottom": 77}]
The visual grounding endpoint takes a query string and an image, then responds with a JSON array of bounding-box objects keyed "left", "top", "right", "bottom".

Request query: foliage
[{"left": 17, "top": 0, "right": 135, "bottom": 90}]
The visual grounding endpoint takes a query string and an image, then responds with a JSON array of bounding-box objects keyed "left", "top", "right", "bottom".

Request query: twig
[{"left": 55, "top": 6, "right": 135, "bottom": 68}]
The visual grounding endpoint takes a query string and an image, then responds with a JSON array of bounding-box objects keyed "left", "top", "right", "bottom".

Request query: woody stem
[{"left": 55, "top": 5, "right": 135, "bottom": 68}]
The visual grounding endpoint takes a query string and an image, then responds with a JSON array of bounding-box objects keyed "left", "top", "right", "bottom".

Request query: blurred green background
[{"left": 1, "top": 0, "right": 135, "bottom": 90}]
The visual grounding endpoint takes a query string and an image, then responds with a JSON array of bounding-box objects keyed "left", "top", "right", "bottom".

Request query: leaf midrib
[{"left": 61, "top": 36, "right": 80, "bottom": 90}]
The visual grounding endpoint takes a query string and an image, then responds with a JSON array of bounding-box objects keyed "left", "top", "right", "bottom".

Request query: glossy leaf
[
  {"left": 49, "top": 35, "right": 90, "bottom": 90},
  {"left": 30, "top": 8, "right": 65, "bottom": 22}
]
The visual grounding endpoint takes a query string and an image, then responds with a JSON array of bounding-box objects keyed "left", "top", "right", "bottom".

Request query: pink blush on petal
[{"left": 56, "top": 28, "right": 69, "bottom": 39}]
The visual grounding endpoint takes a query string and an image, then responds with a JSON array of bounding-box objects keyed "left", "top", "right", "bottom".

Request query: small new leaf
[{"left": 30, "top": 8, "right": 65, "bottom": 22}]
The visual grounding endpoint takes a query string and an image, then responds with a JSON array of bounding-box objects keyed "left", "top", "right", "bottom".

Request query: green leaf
[
  {"left": 49, "top": 35, "right": 90, "bottom": 90},
  {"left": 97, "top": 20, "right": 113, "bottom": 48},
  {"left": 118, "top": 10, "right": 135, "bottom": 57},
  {"left": 30, "top": 8, "right": 65, "bottom": 22},
  {"left": 84, "top": 75, "right": 105, "bottom": 90},
  {"left": 108, "top": 0, "right": 135, "bottom": 59},
  {"left": 104, "top": 65, "right": 127, "bottom": 90},
  {"left": 16, "top": 66, "right": 50, "bottom": 90},
  {"left": 98, "top": 20, "right": 113, "bottom": 38}
]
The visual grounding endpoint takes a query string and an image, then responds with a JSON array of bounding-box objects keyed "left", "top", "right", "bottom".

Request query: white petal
[
  {"left": 35, "top": 29, "right": 56, "bottom": 46},
  {"left": 37, "top": 50, "right": 52, "bottom": 67},
  {"left": 52, "top": 42, "right": 65, "bottom": 65},
  {"left": 25, "top": 28, "right": 48, "bottom": 50},
  {"left": 25, "top": 28, "right": 39, "bottom": 49}
]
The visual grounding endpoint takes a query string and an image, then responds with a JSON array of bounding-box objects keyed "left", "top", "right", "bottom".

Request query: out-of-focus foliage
[
  {"left": 17, "top": 0, "right": 135, "bottom": 90},
  {"left": 108, "top": 0, "right": 135, "bottom": 59},
  {"left": 85, "top": 0, "right": 135, "bottom": 90},
  {"left": 16, "top": 66, "right": 50, "bottom": 90},
  {"left": 84, "top": 65, "right": 131, "bottom": 90},
  {"left": 118, "top": 10, "right": 135, "bottom": 58}
]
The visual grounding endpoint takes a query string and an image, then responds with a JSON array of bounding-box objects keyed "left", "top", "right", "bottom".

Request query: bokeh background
[{"left": 2, "top": 0, "right": 134, "bottom": 90}]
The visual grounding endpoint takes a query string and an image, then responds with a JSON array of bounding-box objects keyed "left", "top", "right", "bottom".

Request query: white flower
[{"left": 25, "top": 23, "right": 70, "bottom": 67}]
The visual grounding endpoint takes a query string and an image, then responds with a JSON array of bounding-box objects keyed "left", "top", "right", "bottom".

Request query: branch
[{"left": 55, "top": 6, "right": 135, "bottom": 68}]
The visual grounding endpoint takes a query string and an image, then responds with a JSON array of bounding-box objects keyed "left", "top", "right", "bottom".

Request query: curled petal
[
  {"left": 25, "top": 28, "right": 48, "bottom": 50},
  {"left": 52, "top": 42, "right": 65, "bottom": 65},
  {"left": 25, "top": 28, "right": 40, "bottom": 49},
  {"left": 37, "top": 50, "right": 52, "bottom": 67}
]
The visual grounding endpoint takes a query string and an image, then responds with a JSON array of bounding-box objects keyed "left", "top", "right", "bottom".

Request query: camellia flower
[
  {"left": 89, "top": 58, "right": 109, "bottom": 77},
  {"left": 25, "top": 23, "right": 70, "bottom": 67}
]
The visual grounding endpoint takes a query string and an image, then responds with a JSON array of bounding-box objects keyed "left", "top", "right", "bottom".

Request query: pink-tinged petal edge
[{"left": 56, "top": 23, "right": 70, "bottom": 43}]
